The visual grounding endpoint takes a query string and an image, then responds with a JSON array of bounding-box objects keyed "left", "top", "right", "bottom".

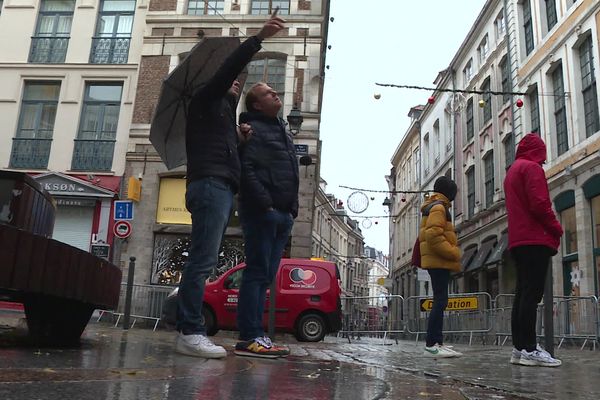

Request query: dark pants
[
  {"left": 237, "top": 209, "right": 293, "bottom": 340},
  {"left": 426, "top": 268, "right": 450, "bottom": 347},
  {"left": 511, "top": 245, "right": 552, "bottom": 352},
  {"left": 176, "top": 177, "right": 233, "bottom": 335}
]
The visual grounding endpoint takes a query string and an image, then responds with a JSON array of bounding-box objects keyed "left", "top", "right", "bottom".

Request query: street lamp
[{"left": 286, "top": 105, "right": 304, "bottom": 135}]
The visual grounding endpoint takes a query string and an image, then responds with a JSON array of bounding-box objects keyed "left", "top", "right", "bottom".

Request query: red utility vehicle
[{"left": 162, "top": 258, "right": 342, "bottom": 342}]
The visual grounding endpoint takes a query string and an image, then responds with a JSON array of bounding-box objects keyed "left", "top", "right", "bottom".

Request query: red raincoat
[{"left": 503, "top": 133, "right": 563, "bottom": 251}]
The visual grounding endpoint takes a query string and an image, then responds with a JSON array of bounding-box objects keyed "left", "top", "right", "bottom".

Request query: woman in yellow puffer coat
[{"left": 419, "top": 176, "right": 462, "bottom": 358}]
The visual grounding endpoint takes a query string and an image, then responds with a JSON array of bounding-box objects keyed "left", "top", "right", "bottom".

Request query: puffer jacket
[
  {"left": 419, "top": 193, "right": 461, "bottom": 272},
  {"left": 238, "top": 111, "right": 299, "bottom": 217},
  {"left": 504, "top": 133, "right": 563, "bottom": 251}
]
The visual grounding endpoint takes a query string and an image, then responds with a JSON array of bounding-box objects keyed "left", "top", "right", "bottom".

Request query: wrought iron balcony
[
  {"left": 90, "top": 37, "right": 131, "bottom": 64},
  {"left": 9, "top": 138, "right": 52, "bottom": 169},
  {"left": 71, "top": 139, "right": 115, "bottom": 171},
  {"left": 29, "top": 36, "right": 70, "bottom": 63}
]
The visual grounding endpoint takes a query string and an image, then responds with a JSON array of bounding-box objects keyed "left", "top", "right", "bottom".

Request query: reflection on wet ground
[{"left": 1, "top": 318, "right": 598, "bottom": 400}]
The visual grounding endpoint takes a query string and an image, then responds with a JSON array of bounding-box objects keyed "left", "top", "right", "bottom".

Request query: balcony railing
[
  {"left": 9, "top": 138, "right": 52, "bottom": 169},
  {"left": 29, "top": 36, "right": 70, "bottom": 63},
  {"left": 71, "top": 139, "right": 115, "bottom": 171},
  {"left": 90, "top": 37, "right": 131, "bottom": 64}
]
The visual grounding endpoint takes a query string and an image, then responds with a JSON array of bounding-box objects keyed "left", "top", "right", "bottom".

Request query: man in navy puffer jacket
[{"left": 234, "top": 83, "right": 299, "bottom": 358}]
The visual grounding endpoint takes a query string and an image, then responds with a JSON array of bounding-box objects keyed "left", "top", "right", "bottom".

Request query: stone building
[
  {"left": 0, "top": 0, "right": 147, "bottom": 256},
  {"left": 120, "top": 0, "right": 331, "bottom": 285}
]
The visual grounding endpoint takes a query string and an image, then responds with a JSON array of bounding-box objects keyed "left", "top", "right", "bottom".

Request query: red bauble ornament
[
  {"left": 427, "top": 96, "right": 435, "bottom": 104},
  {"left": 516, "top": 99, "right": 524, "bottom": 108},
  {"left": 374, "top": 221, "right": 379, "bottom": 225},
  {"left": 401, "top": 198, "right": 407, "bottom": 202}
]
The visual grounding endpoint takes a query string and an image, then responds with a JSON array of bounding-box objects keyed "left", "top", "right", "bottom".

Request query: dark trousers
[
  {"left": 237, "top": 209, "right": 293, "bottom": 340},
  {"left": 426, "top": 268, "right": 450, "bottom": 347},
  {"left": 511, "top": 245, "right": 553, "bottom": 352}
]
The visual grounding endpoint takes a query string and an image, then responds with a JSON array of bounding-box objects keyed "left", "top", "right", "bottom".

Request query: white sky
[{"left": 319, "top": 0, "right": 487, "bottom": 254}]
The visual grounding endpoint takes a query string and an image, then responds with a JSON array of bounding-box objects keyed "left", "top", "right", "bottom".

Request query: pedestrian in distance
[
  {"left": 174, "top": 14, "right": 286, "bottom": 359},
  {"left": 233, "top": 82, "right": 299, "bottom": 358},
  {"left": 504, "top": 133, "right": 563, "bottom": 367},
  {"left": 419, "top": 176, "right": 462, "bottom": 358}
]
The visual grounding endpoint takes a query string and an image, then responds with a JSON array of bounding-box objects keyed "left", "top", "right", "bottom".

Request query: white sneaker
[
  {"left": 519, "top": 349, "right": 562, "bottom": 367},
  {"left": 424, "top": 344, "right": 458, "bottom": 358},
  {"left": 510, "top": 348, "right": 521, "bottom": 364},
  {"left": 175, "top": 333, "right": 227, "bottom": 359},
  {"left": 440, "top": 344, "right": 462, "bottom": 357}
]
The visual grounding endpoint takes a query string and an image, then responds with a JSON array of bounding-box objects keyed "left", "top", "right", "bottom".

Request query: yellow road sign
[{"left": 419, "top": 297, "right": 479, "bottom": 312}]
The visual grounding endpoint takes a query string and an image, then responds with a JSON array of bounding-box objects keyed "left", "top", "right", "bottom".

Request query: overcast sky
[{"left": 319, "top": 0, "right": 487, "bottom": 254}]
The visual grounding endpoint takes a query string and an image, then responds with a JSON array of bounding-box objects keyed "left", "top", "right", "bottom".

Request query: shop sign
[
  {"left": 156, "top": 178, "right": 191, "bottom": 225},
  {"left": 91, "top": 244, "right": 110, "bottom": 260}
]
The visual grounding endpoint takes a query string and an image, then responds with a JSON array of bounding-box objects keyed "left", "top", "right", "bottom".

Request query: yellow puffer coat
[{"left": 418, "top": 194, "right": 461, "bottom": 272}]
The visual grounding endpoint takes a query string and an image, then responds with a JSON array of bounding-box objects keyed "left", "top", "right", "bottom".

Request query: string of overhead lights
[{"left": 339, "top": 185, "right": 431, "bottom": 195}]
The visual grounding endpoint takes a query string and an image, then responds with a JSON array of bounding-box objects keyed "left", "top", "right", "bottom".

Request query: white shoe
[
  {"left": 510, "top": 348, "right": 521, "bottom": 364},
  {"left": 424, "top": 344, "right": 458, "bottom": 358},
  {"left": 175, "top": 333, "right": 227, "bottom": 359},
  {"left": 519, "top": 349, "right": 562, "bottom": 367},
  {"left": 440, "top": 344, "right": 462, "bottom": 356}
]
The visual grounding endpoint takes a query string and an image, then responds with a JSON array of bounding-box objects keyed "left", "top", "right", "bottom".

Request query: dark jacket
[
  {"left": 504, "top": 133, "right": 563, "bottom": 251},
  {"left": 185, "top": 36, "right": 263, "bottom": 191},
  {"left": 238, "top": 111, "right": 299, "bottom": 217}
]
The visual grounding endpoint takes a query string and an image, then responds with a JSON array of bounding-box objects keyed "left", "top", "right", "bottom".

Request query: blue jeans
[
  {"left": 176, "top": 177, "right": 233, "bottom": 335},
  {"left": 237, "top": 209, "right": 294, "bottom": 340},
  {"left": 426, "top": 268, "right": 450, "bottom": 347}
]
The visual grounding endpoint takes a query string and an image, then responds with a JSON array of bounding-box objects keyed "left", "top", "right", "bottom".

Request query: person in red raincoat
[{"left": 504, "top": 133, "right": 563, "bottom": 367}]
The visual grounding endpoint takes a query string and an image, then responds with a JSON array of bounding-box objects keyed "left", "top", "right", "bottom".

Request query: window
[
  {"left": 552, "top": 65, "right": 569, "bottom": 155},
  {"left": 481, "top": 77, "right": 492, "bottom": 124},
  {"left": 466, "top": 167, "right": 475, "bottom": 218},
  {"left": 423, "top": 133, "right": 430, "bottom": 176},
  {"left": 29, "top": 0, "right": 75, "bottom": 63},
  {"left": 579, "top": 35, "right": 600, "bottom": 137},
  {"left": 71, "top": 83, "right": 123, "bottom": 171},
  {"left": 463, "top": 59, "right": 473, "bottom": 84},
  {"left": 591, "top": 195, "right": 600, "bottom": 295},
  {"left": 250, "top": 0, "right": 290, "bottom": 15},
  {"left": 495, "top": 10, "right": 506, "bottom": 40},
  {"left": 433, "top": 119, "right": 440, "bottom": 164},
  {"left": 188, "top": 0, "right": 223, "bottom": 15},
  {"left": 500, "top": 57, "right": 510, "bottom": 104},
  {"left": 9, "top": 82, "right": 60, "bottom": 169},
  {"left": 545, "top": 0, "right": 557, "bottom": 31},
  {"left": 529, "top": 85, "right": 540, "bottom": 133},
  {"left": 90, "top": 0, "right": 135, "bottom": 64},
  {"left": 561, "top": 206, "right": 578, "bottom": 255},
  {"left": 523, "top": 0, "right": 534, "bottom": 55},
  {"left": 244, "top": 56, "right": 286, "bottom": 106},
  {"left": 413, "top": 148, "right": 420, "bottom": 183},
  {"left": 484, "top": 152, "right": 494, "bottom": 208},
  {"left": 478, "top": 35, "right": 489, "bottom": 64},
  {"left": 466, "top": 98, "right": 474, "bottom": 141},
  {"left": 0, "top": 0, "right": 3, "bottom": 14},
  {"left": 504, "top": 133, "right": 515, "bottom": 168}
]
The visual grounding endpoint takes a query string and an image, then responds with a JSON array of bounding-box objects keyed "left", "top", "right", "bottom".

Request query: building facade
[
  {"left": 388, "top": 0, "right": 600, "bottom": 299},
  {"left": 120, "top": 0, "right": 331, "bottom": 284},
  {"left": 0, "top": 0, "right": 147, "bottom": 257}
]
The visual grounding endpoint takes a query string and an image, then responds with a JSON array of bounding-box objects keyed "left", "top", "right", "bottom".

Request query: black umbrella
[{"left": 149, "top": 37, "right": 241, "bottom": 170}]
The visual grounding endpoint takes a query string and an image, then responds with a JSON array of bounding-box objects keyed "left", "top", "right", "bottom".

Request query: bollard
[
  {"left": 543, "top": 260, "right": 554, "bottom": 356},
  {"left": 122, "top": 256, "right": 136, "bottom": 330},
  {"left": 268, "top": 281, "right": 276, "bottom": 338}
]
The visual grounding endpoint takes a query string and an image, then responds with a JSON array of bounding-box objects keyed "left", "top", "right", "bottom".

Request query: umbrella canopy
[{"left": 149, "top": 37, "right": 241, "bottom": 170}]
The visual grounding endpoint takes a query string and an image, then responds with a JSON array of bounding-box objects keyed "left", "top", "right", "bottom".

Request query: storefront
[{"left": 33, "top": 172, "right": 120, "bottom": 255}]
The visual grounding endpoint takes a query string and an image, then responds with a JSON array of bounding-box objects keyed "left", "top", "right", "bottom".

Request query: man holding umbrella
[{"left": 175, "top": 15, "right": 286, "bottom": 358}]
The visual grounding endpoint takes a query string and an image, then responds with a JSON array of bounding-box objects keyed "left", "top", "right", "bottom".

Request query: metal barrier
[
  {"left": 406, "top": 292, "right": 493, "bottom": 345},
  {"left": 336, "top": 295, "right": 404, "bottom": 344},
  {"left": 98, "top": 283, "right": 173, "bottom": 331}
]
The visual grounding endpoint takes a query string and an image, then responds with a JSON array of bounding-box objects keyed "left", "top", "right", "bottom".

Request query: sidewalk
[{"left": 1, "top": 314, "right": 599, "bottom": 400}]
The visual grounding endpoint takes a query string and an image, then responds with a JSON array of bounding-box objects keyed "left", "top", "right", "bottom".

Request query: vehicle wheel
[
  {"left": 160, "top": 294, "right": 178, "bottom": 330},
  {"left": 24, "top": 294, "right": 94, "bottom": 347},
  {"left": 296, "top": 313, "right": 325, "bottom": 342},
  {"left": 202, "top": 306, "right": 219, "bottom": 336}
]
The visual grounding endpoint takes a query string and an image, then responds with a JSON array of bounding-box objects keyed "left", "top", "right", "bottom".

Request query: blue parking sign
[{"left": 114, "top": 200, "right": 134, "bottom": 221}]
